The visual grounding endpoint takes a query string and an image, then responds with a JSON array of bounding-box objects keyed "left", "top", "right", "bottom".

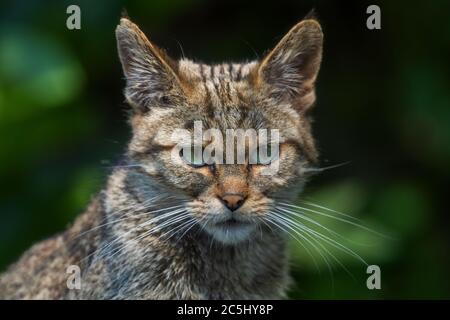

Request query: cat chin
[{"left": 204, "top": 222, "right": 256, "bottom": 244}]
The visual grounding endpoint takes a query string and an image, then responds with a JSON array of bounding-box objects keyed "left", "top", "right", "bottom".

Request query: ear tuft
[
  {"left": 121, "top": 8, "right": 129, "bottom": 19},
  {"left": 257, "top": 19, "right": 323, "bottom": 111},
  {"left": 303, "top": 8, "right": 318, "bottom": 20}
]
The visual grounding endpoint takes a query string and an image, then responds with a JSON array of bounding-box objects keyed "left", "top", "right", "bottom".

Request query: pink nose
[{"left": 220, "top": 193, "right": 246, "bottom": 211}]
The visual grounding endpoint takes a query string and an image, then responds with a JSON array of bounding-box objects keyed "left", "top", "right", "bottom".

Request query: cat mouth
[
  {"left": 214, "top": 217, "right": 251, "bottom": 230},
  {"left": 204, "top": 217, "right": 256, "bottom": 243}
]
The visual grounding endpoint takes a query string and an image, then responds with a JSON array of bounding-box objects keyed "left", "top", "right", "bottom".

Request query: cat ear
[
  {"left": 256, "top": 19, "right": 323, "bottom": 111},
  {"left": 115, "top": 18, "right": 184, "bottom": 112}
]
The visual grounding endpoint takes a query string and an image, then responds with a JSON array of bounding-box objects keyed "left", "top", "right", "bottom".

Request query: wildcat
[{"left": 0, "top": 16, "right": 323, "bottom": 299}]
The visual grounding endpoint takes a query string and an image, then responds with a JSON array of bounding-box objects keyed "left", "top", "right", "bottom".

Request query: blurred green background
[{"left": 1, "top": 0, "right": 449, "bottom": 299}]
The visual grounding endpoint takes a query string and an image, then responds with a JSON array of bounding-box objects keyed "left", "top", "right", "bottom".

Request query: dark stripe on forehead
[
  {"left": 199, "top": 63, "right": 207, "bottom": 82},
  {"left": 199, "top": 64, "right": 214, "bottom": 118},
  {"left": 202, "top": 80, "right": 212, "bottom": 107},
  {"left": 210, "top": 66, "right": 221, "bottom": 99},
  {"left": 236, "top": 64, "right": 243, "bottom": 81},
  {"left": 204, "top": 84, "right": 215, "bottom": 119},
  {"left": 225, "top": 81, "right": 232, "bottom": 101}
]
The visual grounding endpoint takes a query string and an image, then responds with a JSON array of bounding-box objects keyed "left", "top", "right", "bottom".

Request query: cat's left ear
[
  {"left": 116, "top": 18, "right": 185, "bottom": 112},
  {"left": 256, "top": 19, "right": 323, "bottom": 111}
]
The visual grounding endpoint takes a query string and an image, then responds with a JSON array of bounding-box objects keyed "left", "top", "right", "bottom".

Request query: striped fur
[{"left": 0, "top": 17, "right": 323, "bottom": 299}]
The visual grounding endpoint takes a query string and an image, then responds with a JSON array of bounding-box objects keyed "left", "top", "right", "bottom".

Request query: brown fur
[{"left": 0, "top": 17, "right": 323, "bottom": 299}]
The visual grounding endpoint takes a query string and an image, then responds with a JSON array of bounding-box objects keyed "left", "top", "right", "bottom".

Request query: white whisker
[
  {"left": 266, "top": 213, "right": 322, "bottom": 273},
  {"left": 276, "top": 207, "right": 356, "bottom": 245},
  {"left": 81, "top": 208, "right": 186, "bottom": 263},
  {"left": 272, "top": 210, "right": 356, "bottom": 280},
  {"left": 103, "top": 212, "right": 190, "bottom": 260},
  {"left": 279, "top": 201, "right": 389, "bottom": 238},
  {"left": 74, "top": 204, "right": 185, "bottom": 240},
  {"left": 302, "top": 161, "right": 351, "bottom": 173}
]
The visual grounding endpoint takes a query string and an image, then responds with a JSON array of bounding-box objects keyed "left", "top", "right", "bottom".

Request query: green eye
[{"left": 179, "top": 147, "right": 207, "bottom": 167}]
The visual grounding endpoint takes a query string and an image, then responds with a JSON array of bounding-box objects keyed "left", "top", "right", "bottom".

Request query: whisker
[
  {"left": 272, "top": 210, "right": 356, "bottom": 280},
  {"left": 74, "top": 204, "right": 185, "bottom": 240},
  {"left": 294, "top": 221, "right": 368, "bottom": 266},
  {"left": 132, "top": 214, "right": 192, "bottom": 247},
  {"left": 302, "top": 161, "right": 351, "bottom": 173},
  {"left": 281, "top": 201, "right": 362, "bottom": 223},
  {"left": 76, "top": 192, "right": 188, "bottom": 244},
  {"left": 276, "top": 207, "right": 359, "bottom": 246},
  {"left": 279, "top": 201, "right": 389, "bottom": 239},
  {"left": 106, "top": 164, "right": 146, "bottom": 169},
  {"left": 103, "top": 212, "right": 190, "bottom": 261},
  {"left": 299, "top": 200, "right": 364, "bottom": 222},
  {"left": 81, "top": 208, "right": 186, "bottom": 263},
  {"left": 266, "top": 213, "right": 322, "bottom": 273},
  {"left": 258, "top": 216, "right": 275, "bottom": 233},
  {"left": 268, "top": 211, "right": 334, "bottom": 271},
  {"left": 173, "top": 217, "right": 201, "bottom": 243}
]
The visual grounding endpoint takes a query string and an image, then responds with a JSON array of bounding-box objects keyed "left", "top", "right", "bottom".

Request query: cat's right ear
[
  {"left": 116, "top": 18, "right": 185, "bottom": 112},
  {"left": 255, "top": 19, "right": 323, "bottom": 112}
]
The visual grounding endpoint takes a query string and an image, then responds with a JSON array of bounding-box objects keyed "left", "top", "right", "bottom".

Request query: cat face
[{"left": 116, "top": 17, "right": 323, "bottom": 244}]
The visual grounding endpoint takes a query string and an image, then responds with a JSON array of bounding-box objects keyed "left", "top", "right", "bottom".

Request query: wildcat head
[{"left": 115, "top": 17, "right": 323, "bottom": 244}]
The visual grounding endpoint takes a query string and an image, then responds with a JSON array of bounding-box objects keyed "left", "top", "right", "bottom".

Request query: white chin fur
[{"left": 204, "top": 223, "right": 256, "bottom": 244}]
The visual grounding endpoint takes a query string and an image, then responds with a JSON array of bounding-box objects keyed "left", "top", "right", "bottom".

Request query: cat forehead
[
  {"left": 176, "top": 59, "right": 268, "bottom": 129},
  {"left": 178, "top": 59, "right": 257, "bottom": 82}
]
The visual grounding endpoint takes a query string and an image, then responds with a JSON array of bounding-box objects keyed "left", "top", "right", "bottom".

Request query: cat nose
[{"left": 220, "top": 193, "right": 246, "bottom": 211}]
